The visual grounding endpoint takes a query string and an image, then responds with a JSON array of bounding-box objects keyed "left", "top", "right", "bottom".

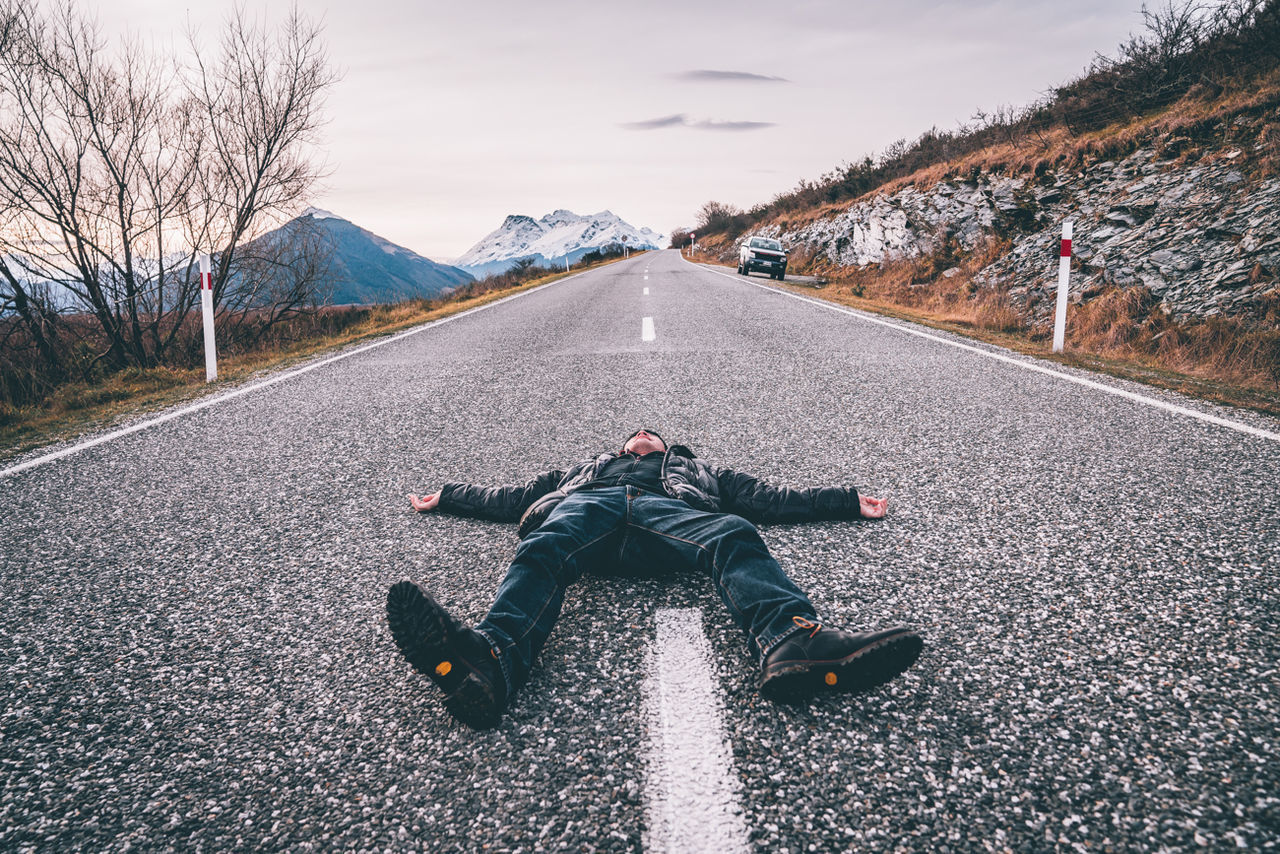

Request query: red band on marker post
[{"left": 1060, "top": 239, "right": 1072, "bottom": 257}]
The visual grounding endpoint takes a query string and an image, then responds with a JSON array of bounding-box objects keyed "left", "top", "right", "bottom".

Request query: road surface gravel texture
[{"left": 1, "top": 250, "right": 1277, "bottom": 853}]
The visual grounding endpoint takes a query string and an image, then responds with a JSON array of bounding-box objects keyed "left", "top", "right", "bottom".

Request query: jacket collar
[{"left": 601, "top": 444, "right": 695, "bottom": 460}]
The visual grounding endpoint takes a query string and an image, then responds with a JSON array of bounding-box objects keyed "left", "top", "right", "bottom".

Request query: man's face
[{"left": 623, "top": 429, "right": 666, "bottom": 456}]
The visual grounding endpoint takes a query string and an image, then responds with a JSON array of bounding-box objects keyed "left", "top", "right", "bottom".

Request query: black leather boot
[
  {"left": 760, "top": 617, "right": 922, "bottom": 703},
  {"left": 386, "top": 579, "right": 508, "bottom": 730}
]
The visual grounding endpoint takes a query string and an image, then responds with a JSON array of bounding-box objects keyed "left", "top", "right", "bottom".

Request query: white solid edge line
[
  {"left": 642, "top": 316, "right": 656, "bottom": 342},
  {"left": 1, "top": 269, "right": 595, "bottom": 479},
  {"left": 643, "top": 608, "right": 750, "bottom": 854},
  {"left": 689, "top": 257, "right": 1280, "bottom": 442}
]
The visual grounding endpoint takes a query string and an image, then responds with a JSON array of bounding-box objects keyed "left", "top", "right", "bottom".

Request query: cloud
[
  {"left": 689, "top": 119, "right": 776, "bottom": 131},
  {"left": 620, "top": 114, "right": 775, "bottom": 132},
  {"left": 676, "top": 69, "right": 790, "bottom": 83},
  {"left": 620, "top": 114, "right": 690, "bottom": 130}
]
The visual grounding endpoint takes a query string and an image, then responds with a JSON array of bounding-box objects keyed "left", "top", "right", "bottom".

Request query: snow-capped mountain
[{"left": 455, "top": 209, "right": 665, "bottom": 276}]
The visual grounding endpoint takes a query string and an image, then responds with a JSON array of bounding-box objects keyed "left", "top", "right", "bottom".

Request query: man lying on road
[{"left": 387, "top": 428, "right": 923, "bottom": 729}]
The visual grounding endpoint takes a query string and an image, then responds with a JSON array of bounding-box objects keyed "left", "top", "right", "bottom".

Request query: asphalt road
[{"left": 2, "top": 249, "right": 1278, "bottom": 852}]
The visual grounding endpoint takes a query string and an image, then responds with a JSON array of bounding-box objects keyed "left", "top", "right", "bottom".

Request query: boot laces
[{"left": 793, "top": 616, "right": 822, "bottom": 638}]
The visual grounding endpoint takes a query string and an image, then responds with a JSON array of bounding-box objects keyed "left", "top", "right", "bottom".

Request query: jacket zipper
[{"left": 659, "top": 449, "right": 677, "bottom": 497}]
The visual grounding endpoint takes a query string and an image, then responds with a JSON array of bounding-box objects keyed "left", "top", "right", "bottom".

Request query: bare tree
[
  {"left": 0, "top": 1, "right": 162, "bottom": 373},
  {"left": 0, "top": 0, "right": 335, "bottom": 382},
  {"left": 186, "top": 5, "right": 337, "bottom": 329}
]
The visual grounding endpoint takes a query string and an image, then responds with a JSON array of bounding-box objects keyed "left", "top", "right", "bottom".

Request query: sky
[{"left": 74, "top": 0, "right": 1150, "bottom": 262}]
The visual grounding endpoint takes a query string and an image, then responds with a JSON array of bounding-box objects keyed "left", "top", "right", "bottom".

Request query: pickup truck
[{"left": 737, "top": 236, "right": 787, "bottom": 280}]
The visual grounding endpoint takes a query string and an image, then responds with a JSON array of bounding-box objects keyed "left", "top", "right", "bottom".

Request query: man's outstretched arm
[
  {"left": 715, "top": 467, "right": 888, "bottom": 523},
  {"left": 408, "top": 469, "right": 566, "bottom": 521}
]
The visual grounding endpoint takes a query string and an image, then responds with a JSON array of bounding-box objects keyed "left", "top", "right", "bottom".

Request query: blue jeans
[{"left": 475, "top": 486, "right": 818, "bottom": 695}]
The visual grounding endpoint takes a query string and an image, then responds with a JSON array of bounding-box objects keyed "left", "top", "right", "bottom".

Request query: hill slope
[{"left": 262, "top": 210, "right": 473, "bottom": 305}]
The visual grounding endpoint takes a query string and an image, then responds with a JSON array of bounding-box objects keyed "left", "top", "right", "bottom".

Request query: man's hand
[
  {"left": 409, "top": 491, "right": 441, "bottom": 512},
  {"left": 859, "top": 494, "right": 888, "bottom": 519}
]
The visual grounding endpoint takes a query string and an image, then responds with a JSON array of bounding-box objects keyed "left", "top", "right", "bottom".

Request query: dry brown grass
[
  {"left": 816, "top": 270, "right": 1280, "bottom": 413},
  {"left": 833, "top": 251, "right": 1280, "bottom": 396},
  {"left": 1076, "top": 287, "right": 1280, "bottom": 385}
]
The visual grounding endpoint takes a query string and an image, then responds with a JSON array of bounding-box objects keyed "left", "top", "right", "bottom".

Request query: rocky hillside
[{"left": 734, "top": 128, "right": 1279, "bottom": 329}]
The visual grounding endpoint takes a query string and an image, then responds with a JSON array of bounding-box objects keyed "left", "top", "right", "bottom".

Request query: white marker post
[
  {"left": 199, "top": 253, "right": 218, "bottom": 382},
  {"left": 689, "top": 232, "right": 696, "bottom": 257},
  {"left": 1052, "top": 221, "right": 1073, "bottom": 354}
]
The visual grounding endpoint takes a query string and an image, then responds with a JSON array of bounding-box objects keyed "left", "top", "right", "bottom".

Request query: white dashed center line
[
  {"left": 642, "top": 316, "right": 655, "bottom": 341},
  {"left": 643, "top": 608, "right": 749, "bottom": 854},
  {"left": 643, "top": 287, "right": 650, "bottom": 296}
]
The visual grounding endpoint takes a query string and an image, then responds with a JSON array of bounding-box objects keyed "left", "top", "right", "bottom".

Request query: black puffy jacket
[{"left": 439, "top": 444, "right": 863, "bottom": 538}]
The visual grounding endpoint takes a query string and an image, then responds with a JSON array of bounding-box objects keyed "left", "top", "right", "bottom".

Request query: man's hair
[{"left": 622, "top": 428, "right": 666, "bottom": 452}]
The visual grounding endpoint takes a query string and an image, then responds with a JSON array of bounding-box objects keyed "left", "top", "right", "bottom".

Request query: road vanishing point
[{"left": 2, "top": 250, "right": 1278, "bottom": 852}]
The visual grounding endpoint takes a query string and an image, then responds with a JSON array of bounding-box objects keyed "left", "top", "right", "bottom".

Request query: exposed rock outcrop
[{"left": 741, "top": 131, "right": 1280, "bottom": 328}]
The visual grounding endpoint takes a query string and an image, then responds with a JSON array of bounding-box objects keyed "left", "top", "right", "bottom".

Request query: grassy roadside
[
  {"left": 0, "top": 255, "right": 637, "bottom": 466},
  {"left": 693, "top": 258, "right": 1280, "bottom": 418}
]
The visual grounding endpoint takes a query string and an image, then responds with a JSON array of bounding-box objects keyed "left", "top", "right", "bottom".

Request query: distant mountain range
[
  {"left": 2, "top": 209, "right": 472, "bottom": 312},
  {"left": 266, "top": 209, "right": 473, "bottom": 306},
  {"left": 7, "top": 208, "right": 659, "bottom": 312},
  {"left": 455, "top": 209, "right": 665, "bottom": 277}
]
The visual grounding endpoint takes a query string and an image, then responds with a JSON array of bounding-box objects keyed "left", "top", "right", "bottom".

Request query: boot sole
[
  {"left": 385, "top": 579, "right": 504, "bottom": 730},
  {"left": 759, "top": 630, "right": 923, "bottom": 704}
]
